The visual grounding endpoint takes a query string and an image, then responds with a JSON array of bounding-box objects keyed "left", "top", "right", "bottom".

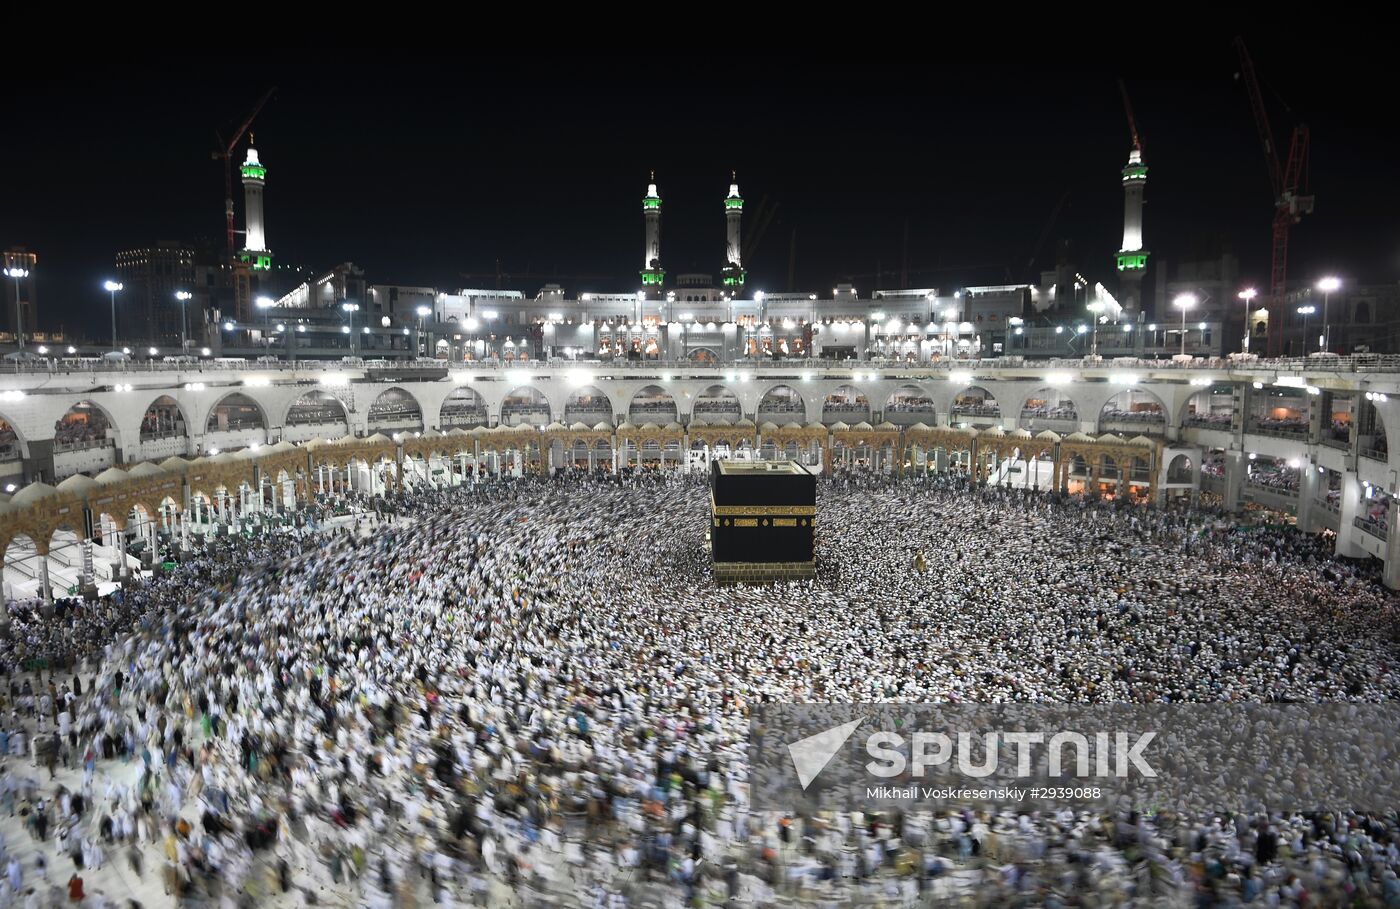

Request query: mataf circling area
[{"left": 2, "top": 473, "right": 1399, "bottom": 907}]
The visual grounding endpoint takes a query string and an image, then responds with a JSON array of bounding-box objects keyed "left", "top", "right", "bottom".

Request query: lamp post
[
  {"left": 1173, "top": 293, "right": 1197, "bottom": 358},
  {"left": 175, "top": 291, "right": 192, "bottom": 354},
  {"left": 4, "top": 267, "right": 28, "bottom": 350},
  {"left": 1317, "top": 276, "right": 1341, "bottom": 353},
  {"left": 341, "top": 302, "right": 360, "bottom": 357},
  {"left": 415, "top": 305, "right": 431, "bottom": 358},
  {"left": 256, "top": 296, "right": 276, "bottom": 359},
  {"left": 1296, "top": 305, "right": 1316, "bottom": 356},
  {"left": 104, "top": 281, "right": 123, "bottom": 351},
  {"left": 1237, "top": 288, "right": 1257, "bottom": 354},
  {"left": 1086, "top": 302, "right": 1105, "bottom": 359}
]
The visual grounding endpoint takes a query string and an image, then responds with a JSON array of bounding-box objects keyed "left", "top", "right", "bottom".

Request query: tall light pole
[
  {"left": 341, "top": 302, "right": 359, "bottom": 357},
  {"left": 415, "top": 305, "right": 431, "bottom": 358},
  {"left": 104, "top": 281, "right": 123, "bottom": 351},
  {"left": 1317, "top": 276, "right": 1341, "bottom": 353},
  {"left": 1237, "top": 288, "right": 1257, "bottom": 354},
  {"left": 1173, "top": 293, "right": 1197, "bottom": 358},
  {"left": 4, "top": 267, "right": 29, "bottom": 350},
  {"left": 1086, "top": 302, "right": 1105, "bottom": 359},
  {"left": 175, "top": 291, "right": 192, "bottom": 354},
  {"left": 256, "top": 296, "right": 274, "bottom": 356},
  {"left": 1296, "top": 305, "right": 1315, "bottom": 357}
]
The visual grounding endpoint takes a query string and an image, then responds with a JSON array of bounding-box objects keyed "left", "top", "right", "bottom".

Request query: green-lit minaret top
[
  {"left": 643, "top": 172, "right": 661, "bottom": 210},
  {"left": 240, "top": 147, "right": 267, "bottom": 181}
]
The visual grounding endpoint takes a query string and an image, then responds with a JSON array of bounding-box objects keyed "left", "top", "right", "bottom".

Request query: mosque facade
[{"left": 2, "top": 358, "right": 1400, "bottom": 597}]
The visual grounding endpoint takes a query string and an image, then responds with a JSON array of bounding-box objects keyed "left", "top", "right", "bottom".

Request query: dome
[
  {"left": 11, "top": 482, "right": 58, "bottom": 506},
  {"left": 56, "top": 474, "right": 99, "bottom": 497}
]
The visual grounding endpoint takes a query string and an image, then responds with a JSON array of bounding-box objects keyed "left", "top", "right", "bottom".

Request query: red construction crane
[
  {"left": 1234, "top": 38, "right": 1313, "bottom": 356},
  {"left": 212, "top": 88, "right": 277, "bottom": 257},
  {"left": 1119, "top": 78, "right": 1143, "bottom": 154}
]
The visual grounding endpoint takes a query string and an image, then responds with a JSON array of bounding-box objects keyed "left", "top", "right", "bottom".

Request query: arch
[
  {"left": 563, "top": 385, "right": 615, "bottom": 424},
  {"left": 367, "top": 387, "right": 424, "bottom": 430},
  {"left": 1019, "top": 388, "right": 1078, "bottom": 425},
  {"left": 501, "top": 385, "right": 551, "bottom": 426},
  {"left": 439, "top": 386, "right": 488, "bottom": 429},
  {"left": 1180, "top": 386, "right": 1235, "bottom": 429},
  {"left": 2, "top": 532, "right": 44, "bottom": 599},
  {"left": 1098, "top": 388, "right": 1166, "bottom": 432},
  {"left": 756, "top": 384, "right": 806, "bottom": 424},
  {"left": 627, "top": 385, "right": 677, "bottom": 423},
  {"left": 950, "top": 386, "right": 1000, "bottom": 421},
  {"left": 687, "top": 347, "right": 720, "bottom": 364},
  {"left": 205, "top": 392, "right": 267, "bottom": 433},
  {"left": 1166, "top": 453, "right": 1194, "bottom": 484},
  {"left": 883, "top": 384, "right": 935, "bottom": 416},
  {"left": 822, "top": 385, "right": 870, "bottom": 424},
  {"left": 139, "top": 394, "right": 189, "bottom": 441},
  {"left": 285, "top": 390, "right": 350, "bottom": 427},
  {"left": 0, "top": 411, "right": 25, "bottom": 463},
  {"left": 692, "top": 384, "right": 742, "bottom": 423},
  {"left": 54, "top": 399, "right": 115, "bottom": 450}
]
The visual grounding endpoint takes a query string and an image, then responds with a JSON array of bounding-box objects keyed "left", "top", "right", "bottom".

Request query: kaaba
[{"left": 710, "top": 460, "right": 817, "bottom": 583}]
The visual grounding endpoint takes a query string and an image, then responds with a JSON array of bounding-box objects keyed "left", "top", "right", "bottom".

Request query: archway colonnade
[{"left": 0, "top": 420, "right": 1162, "bottom": 604}]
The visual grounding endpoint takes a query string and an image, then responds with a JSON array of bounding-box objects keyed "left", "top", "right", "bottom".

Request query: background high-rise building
[{"left": 115, "top": 241, "right": 195, "bottom": 347}]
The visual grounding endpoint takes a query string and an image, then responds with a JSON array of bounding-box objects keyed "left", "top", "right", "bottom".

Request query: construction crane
[
  {"left": 212, "top": 88, "right": 277, "bottom": 257},
  {"left": 741, "top": 195, "right": 779, "bottom": 268},
  {"left": 1234, "top": 37, "right": 1313, "bottom": 356},
  {"left": 1119, "top": 78, "right": 1143, "bottom": 155}
]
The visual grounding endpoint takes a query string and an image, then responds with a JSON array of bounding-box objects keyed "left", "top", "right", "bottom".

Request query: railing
[
  {"left": 1182, "top": 416, "right": 1235, "bottom": 430},
  {"left": 53, "top": 438, "right": 114, "bottom": 453},
  {"left": 1354, "top": 516, "right": 1389, "bottom": 541},
  {"left": 1319, "top": 437, "right": 1351, "bottom": 451},
  {"left": 1245, "top": 424, "right": 1309, "bottom": 440},
  {"left": 9, "top": 351, "right": 1400, "bottom": 378},
  {"left": 1361, "top": 448, "right": 1388, "bottom": 462},
  {"left": 1244, "top": 480, "right": 1299, "bottom": 499},
  {"left": 139, "top": 429, "right": 186, "bottom": 442},
  {"left": 1318, "top": 499, "right": 1341, "bottom": 515}
]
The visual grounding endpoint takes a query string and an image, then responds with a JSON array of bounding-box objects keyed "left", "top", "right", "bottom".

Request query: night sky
[{"left": 4, "top": 46, "right": 1397, "bottom": 334}]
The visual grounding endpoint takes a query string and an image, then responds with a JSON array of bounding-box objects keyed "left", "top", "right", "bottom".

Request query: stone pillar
[
  {"left": 80, "top": 539, "right": 94, "bottom": 589},
  {"left": 1384, "top": 503, "right": 1400, "bottom": 591},
  {"left": 38, "top": 554, "right": 52, "bottom": 603},
  {"left": 1336, "top": 472, "right": 1365, "bottom": 559},
  {"left": 1222, "top": 450, "right": 1246, "bottom": 514},
  {"left": 1296, "top": 461, "right": 1319, "bottom": 534}
]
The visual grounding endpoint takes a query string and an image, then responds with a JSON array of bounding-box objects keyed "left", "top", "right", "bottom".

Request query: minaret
[
  {"left": 641, "top": 172, "right": 664, "bottom": 295},
  {"left": 721, "top": 172, "right": 746, "bottom": 293},
  {"left": 1114, "top": 147, "right": 1148, "bottom": 314},
  {"left": 240, "top": 141, "right": 271, "bottom": 271}
]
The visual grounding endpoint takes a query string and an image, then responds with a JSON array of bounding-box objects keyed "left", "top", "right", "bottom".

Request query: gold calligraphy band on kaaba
[{"left": 710, "top": 504, "right": 817, "bottom": 517}]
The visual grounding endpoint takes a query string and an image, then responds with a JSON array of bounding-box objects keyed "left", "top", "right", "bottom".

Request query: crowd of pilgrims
[{"left": 0, "top": 469, "right": 1398, "bottom": 907}]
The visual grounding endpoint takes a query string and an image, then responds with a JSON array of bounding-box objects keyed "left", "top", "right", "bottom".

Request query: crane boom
[
  {"left": 1233, "top": 39, "right": 1281, "bottom": 196},
  {"left": 1118, "top": 79, "right": 1143, "bottom": 153},
  {"left": 1234, "top": 38, "right": 1312, "bottom": 356}
]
